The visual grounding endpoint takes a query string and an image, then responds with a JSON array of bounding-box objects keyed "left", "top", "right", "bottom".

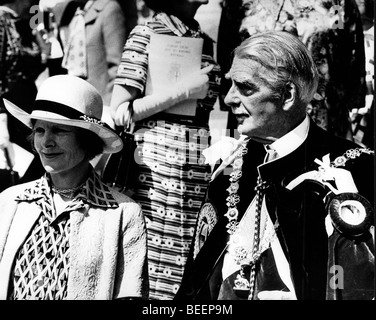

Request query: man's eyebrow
[
  {"left": 234, "top": 78, "right": 259, "bottom": 92},
  {"left": 226, "top": 71, "right": 256, "bottom": 85}
]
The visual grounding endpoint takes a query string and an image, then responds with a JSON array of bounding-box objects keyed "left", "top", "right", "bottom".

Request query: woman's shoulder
[
  {"left": 131, "top": 15, "right": 176, "bottom": 36},
  {"left": 0, "top": 180, "right": 36, "bottom": 209},
  {"left": 107, "top": 188, "right": 146, "bottom": 229},
  {"left": 108, "top": 188, "right": 142, "bottom": 210}
]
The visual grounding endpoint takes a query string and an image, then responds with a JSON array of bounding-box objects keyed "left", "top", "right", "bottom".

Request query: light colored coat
[
  {"left": 0, "top": 180, "right": 148, "bottom": 300},
  {"left": 83, "top": 0, "right": 126, "bottom": 106}
]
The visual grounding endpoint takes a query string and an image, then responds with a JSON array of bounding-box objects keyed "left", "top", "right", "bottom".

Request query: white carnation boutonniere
[
  {"left": 202, "top": 135, "right": 249, "bottom": 181},
  {"left": 202, "top": 135, "right": 248, "bottom": 166}
]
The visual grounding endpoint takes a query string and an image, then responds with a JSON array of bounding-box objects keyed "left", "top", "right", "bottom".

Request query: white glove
[
  {"left": 102, "top": 105, "right": 116, "bottom": 129},
  {"left": 114, "top": 101, "right": 132, "bottom": 127},
  {"left": 0, "top": 113, "right": 10, "bottom": 149},
  {"left": 131, "top": 65, "right": 213, "bottom": 122},
  {"left": 176, "top": 64, "right": 213, "bottom": 100}
]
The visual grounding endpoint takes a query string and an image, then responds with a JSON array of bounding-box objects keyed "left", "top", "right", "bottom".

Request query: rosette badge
[{"left": 327, "top": 193, "right": 373, "bottom": 237}]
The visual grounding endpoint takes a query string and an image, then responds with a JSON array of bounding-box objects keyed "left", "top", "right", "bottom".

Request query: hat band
[{"left": 34, "top": 99, "right": 104, "bottom": 126}]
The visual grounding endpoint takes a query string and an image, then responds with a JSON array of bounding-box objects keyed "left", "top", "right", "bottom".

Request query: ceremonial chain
[
  {"left": 314, "top": 147, "right": 374, "bottom": 181},
  {"left": 225, "top": 143, "right": 248, "bottom": 235},
  {"left": 331, "top": 147, "right": 374, "bottom": 167},
  {"left": 225, "top": 143, "right": 275, "bottom": 299}
]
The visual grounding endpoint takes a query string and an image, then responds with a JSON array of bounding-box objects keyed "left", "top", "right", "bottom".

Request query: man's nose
[{"left": 224, "top": 85, "right": 240, "bottom": 108}]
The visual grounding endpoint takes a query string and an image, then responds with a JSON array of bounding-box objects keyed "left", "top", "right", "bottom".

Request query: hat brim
[{"left": 3, "top": 99, "right": 123, "bottom": 154}]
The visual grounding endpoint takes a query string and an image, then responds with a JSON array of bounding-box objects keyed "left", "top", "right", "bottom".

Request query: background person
[
  {"left": 109, "top": 0, "right": 221, "bottom": 300},
  {"left": 39, "top": 0, "right": 127, "bottom": 107},
  {"left": 0, "top": 0, "right": 50, "bottom": 184},
  {"left": 351, "top": 0, "right": 374, "bottom": 148}
]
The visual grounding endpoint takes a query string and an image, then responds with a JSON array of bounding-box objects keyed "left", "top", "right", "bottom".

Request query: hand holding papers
[
  {"left": 178, "top": 66, "right": 212, "bottom": 100},
  {"left": 145, "top": 33, "right": 205, "bottom": 116},
  {"left": 132, "top": 65, "right": 212, "bottom": 121}
]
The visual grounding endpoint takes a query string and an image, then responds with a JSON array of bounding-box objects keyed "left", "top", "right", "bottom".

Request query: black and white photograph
[{"left": 0, "top": 0, "right": 374, "bottom": 314}]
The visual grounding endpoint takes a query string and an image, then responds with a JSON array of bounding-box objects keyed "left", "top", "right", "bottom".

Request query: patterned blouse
[{"left": 8, "top": 170, "right": 119, "bottom": 300}]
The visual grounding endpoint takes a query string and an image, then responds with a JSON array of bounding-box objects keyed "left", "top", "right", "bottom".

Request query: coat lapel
[
  {"left": 84, "top": 0, "right": 107, "bottom": 25},
  {"left": 0, "top": 203, "right": 40, "bottom": 299}
]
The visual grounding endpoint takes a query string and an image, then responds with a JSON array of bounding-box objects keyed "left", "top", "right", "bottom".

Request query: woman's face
[{"left": 33, "top": 120, "right": 88, "bottom": 175}]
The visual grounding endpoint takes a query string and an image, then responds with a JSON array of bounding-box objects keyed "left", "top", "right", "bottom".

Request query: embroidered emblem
[{"left": 193, "top": 202, "right": 218, "bottom": 259}]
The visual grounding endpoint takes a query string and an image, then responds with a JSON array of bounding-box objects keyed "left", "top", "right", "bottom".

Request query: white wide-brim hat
[{"left": 3, "top": 75, "right": 123, "bottom": 154}]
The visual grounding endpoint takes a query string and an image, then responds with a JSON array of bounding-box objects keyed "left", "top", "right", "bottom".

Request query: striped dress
[{"left": 114, "top": 12, "right": 221, "bottom": 300}]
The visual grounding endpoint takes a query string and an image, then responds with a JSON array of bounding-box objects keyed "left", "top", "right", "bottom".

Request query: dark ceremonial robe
[{"left": 175, "top": 119, "right": 374, "bottom": 300}]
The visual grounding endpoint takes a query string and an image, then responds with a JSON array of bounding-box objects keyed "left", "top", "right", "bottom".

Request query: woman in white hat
[{"left": 0, "top": 75, "right": 148, "bottom": 300}]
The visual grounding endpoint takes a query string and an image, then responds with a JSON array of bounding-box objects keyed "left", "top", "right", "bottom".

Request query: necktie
[
  {"left": 264, "top": 145, "right": 278, "bottom": 163},
  {"left": 61, "top": 7, "right": 87, "bottom": 78}
]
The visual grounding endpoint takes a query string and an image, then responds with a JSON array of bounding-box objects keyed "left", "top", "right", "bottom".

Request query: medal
[{"left": 233, "top": 264, "right": 251, "bottom": 292}]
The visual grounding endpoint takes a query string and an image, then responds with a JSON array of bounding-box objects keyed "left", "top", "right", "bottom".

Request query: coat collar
[
  {"left": 257, "top": 118, "right": 333, "bottom": 186},
  {"left": 16, "top": 169, "right": 119, "bottom": 215}
]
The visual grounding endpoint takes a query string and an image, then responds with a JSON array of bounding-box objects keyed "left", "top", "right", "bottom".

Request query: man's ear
[{"left": 282, "top": 82, "right": 297, "bottom": 111}]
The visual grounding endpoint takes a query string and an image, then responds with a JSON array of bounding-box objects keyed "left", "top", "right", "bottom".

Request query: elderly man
[{"left": 175, "top": 31, "right": 374, "bottom": 300}]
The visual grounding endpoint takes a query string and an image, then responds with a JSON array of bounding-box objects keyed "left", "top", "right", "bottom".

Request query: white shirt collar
[{"left": 265, "top": 114, "right": 310, "bottom": 161}]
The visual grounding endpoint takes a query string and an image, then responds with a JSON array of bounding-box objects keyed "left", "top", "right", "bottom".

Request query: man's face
[{"left": 224, "top": 57, "right": 288, "bottom": 143}]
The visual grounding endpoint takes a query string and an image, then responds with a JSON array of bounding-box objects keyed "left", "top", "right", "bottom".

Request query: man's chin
[
  {"left": 236, "top": 123, "right": 251, "bottom": 137},
  {"left": 236, "top": 126, "right": 275, "bottom": 144},
  {"left": 43, "top": 165, "right": 58, "bottom": 174}
]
